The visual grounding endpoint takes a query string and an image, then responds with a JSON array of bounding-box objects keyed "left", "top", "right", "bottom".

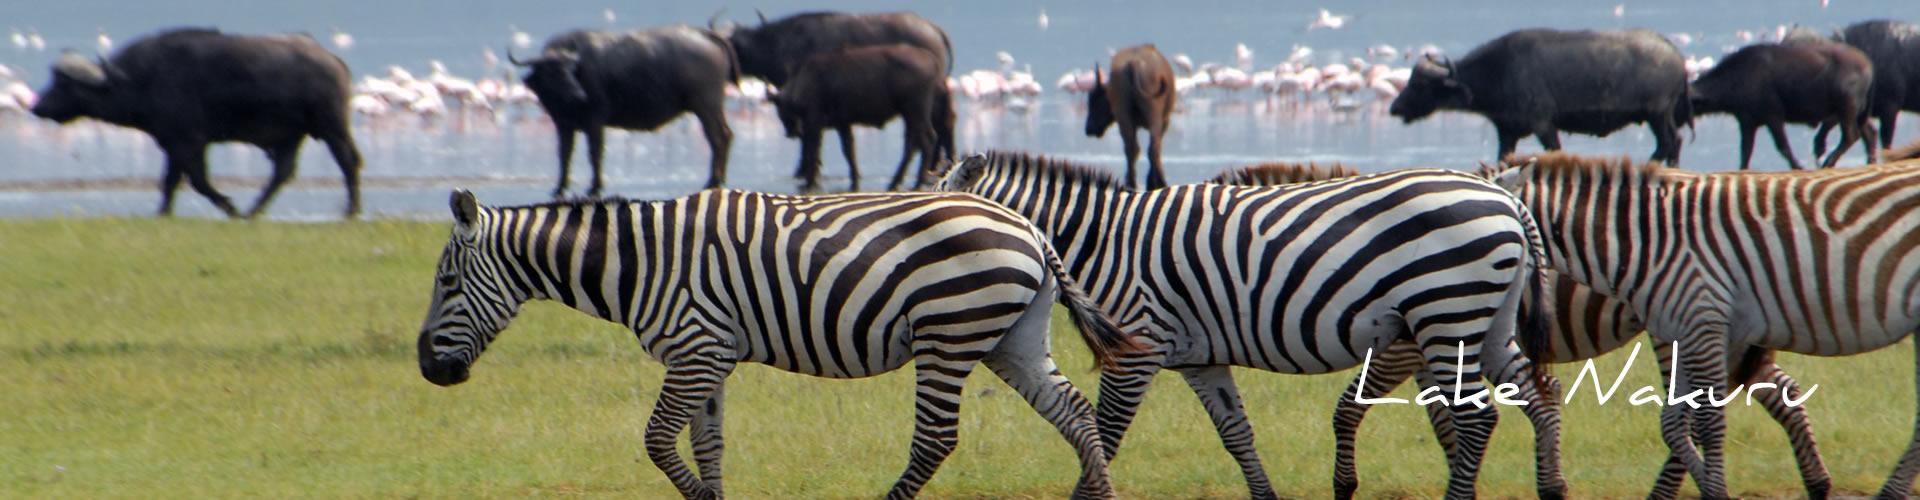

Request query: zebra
[
  {"left": 937, "top": 151, "right": 1554, "bottom": 500},
  {"left": 1209, "top": 161, "right": 1832, "bottom": 500},
  {"left": 1486, "top": 152, "right": 1920, "bottom": 500},
  {"left": 415, "top": 189, "right": 1142, "bottom": 499}
]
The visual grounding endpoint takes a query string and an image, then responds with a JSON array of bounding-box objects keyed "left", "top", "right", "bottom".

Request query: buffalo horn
[
  {"left": 756, "top": 9, "right": 768, "bottom": 25},
  {"left": 708, "top": 8, "right": 728, "bottom": 31}
]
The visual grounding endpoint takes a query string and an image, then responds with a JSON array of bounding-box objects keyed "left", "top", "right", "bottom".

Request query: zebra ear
[{"left": 450, "top": 189, "right": 480, "bottom": 228}]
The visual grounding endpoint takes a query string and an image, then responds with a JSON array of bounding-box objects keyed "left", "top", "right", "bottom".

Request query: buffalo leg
[
  {"left": 1495, "top": 125, "right": 1525, "bottom": 162},
  {"left": 1877, "top": 103, "right": 1900, "bottom": 149},
  {"left": 167, "top": 142, "right": 241, "bottom": 218},
  {"left": 1533, "top": 124, "right": 1564, "bottom": 151},
  {"left": 246, "top": 138, "right": 306, "bottom": 219},
  {"left": 693, "top": 98, "right": 731, "bottom": 189},
  {"left": 157, "top": 155, "right": 188, "bottom": 217},
  {"left": 797, "top": 127, "right": 825, "bottom": 193},
  {"left": 1812, "top": 122, "right": 1834, "bottom": 161},
  {"left": 836, "top": 126, "right": 860, "bottom": 191},
  {"left": 1650, "top": 113, "right": 1683, "bottom": 166},
  {"left": 318, "top": 128, "right": 363, "bottom": 218},
  {"left": 552, "top": 128, "right": 576, "bottom": 198},
  {"left": 1146, "top": 126, "right": 1167, "bottom": 190},
  {"left": 1765, "top": 118, "right": 1807, "bottom": 170},
  {"left": 1116, "top": 118, "right": 1142, "bottom": 190},
  {"left": 584, "top": 126, "right": 607, "bottom": 197},
  {"left": 1736, "top": 119, "right": 1761, "bottom": 171}
]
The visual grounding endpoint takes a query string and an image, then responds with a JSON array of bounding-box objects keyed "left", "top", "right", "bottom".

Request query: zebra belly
[{"left": 1167, "top": 317, "right": 1405, "bottom": 374}]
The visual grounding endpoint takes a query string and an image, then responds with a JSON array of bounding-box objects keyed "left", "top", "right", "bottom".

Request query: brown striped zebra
[
  {"left": 1209, "top": 162, "right": 1832, "bottom": 500},
  {"left": 415, "top": 189, "right": 1140, "bottom": 499},
  {"left": 940, "top": 151, "right": 1555, "bottom": 500},
  {"left": 1486, "top": 152, "right": 1920, "bottom": 499}
]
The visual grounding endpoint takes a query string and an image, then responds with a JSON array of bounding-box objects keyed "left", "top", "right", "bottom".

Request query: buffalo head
[
  {"left": 32, "top": 51, "right": 125, "bottom": 124},
  {"left": 510, "top": 47, "right": 588, "bottom": 104},
  {"left": 1388, "top": 55, "right": 1471, "bottom": 124},
  {"left": 766, "top": 88, "right": 804, "bottom": 139},
  {"left": 1085, "top": 63, "right": 1114, "bottom": 137}
]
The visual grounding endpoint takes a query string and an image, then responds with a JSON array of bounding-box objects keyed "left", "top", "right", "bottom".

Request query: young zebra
[
  {"left": 1488, "top": 152, "right": 1920, "bottom": 499},
  {"left": 938, "top": 151, "right": 1554, "bottom": 500},
  {"left": 1209, "top": 162, "right": 1831, "bottom": 500},
  {"left": 415, "top": 189, "right": 1140, "bottom": 499}
]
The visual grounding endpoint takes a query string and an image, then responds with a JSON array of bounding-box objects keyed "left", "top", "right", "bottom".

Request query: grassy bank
[{"left": 1, "top": 217, "right": 1911, "bottom": 498}]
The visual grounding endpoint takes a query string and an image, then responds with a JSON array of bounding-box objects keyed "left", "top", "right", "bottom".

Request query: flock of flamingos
[{"left": 0, "top": 15, "right": 1814, "bottom": 127}]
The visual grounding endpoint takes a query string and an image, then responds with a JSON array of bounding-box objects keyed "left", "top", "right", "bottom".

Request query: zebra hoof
[
  {"left": 1332, "top": 479, "right": 1357, "bottom": 500},
  {"left": 1538, "top": 488, "right": 1567, "bottom": 500}
]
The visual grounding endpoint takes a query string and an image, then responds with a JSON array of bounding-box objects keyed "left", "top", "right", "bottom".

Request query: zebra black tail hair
[
  {"left": 1512, "top": 194, "right": 1558, "bottom": 399},
  {"left": 1041, "top": 242, "right": 1144, "bottom": 371}
]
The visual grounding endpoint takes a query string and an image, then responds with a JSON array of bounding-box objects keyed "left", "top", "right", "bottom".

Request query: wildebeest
[
  {"left": 30, "top": 28, "right": 362, "bottom": 219},
  {"left": 511, "top": 25, "right": 737, "bottom": 197},
  {"left": 1690, "top": 42, "right": 1878, "bottom": 170},
  {"left": 716, "top": 10, "right": 952, "bottom": 88},
  {"left": 1388, "top": 29, "right": 1690, "bottom": 166},
  {"left": 769, "top": 44, "right": 954, "bottom": 191},
  {"left": 1832, "top": 20, "right": 1920, "bottom": 152},
  {"left": 1086, "top": 45, "right": 1177, "bottom": 190}
]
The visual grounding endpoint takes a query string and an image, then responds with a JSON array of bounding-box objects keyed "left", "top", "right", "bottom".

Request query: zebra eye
[
  {"left": 438, "top": 274, "right": 459, "bottom": 287},
  {"left": 431, "top": 336, "right": 461, "bottom": 347}
]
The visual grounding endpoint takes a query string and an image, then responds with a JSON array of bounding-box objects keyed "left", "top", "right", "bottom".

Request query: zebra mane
[
  {"left": 954, "top": 150, "right": 1134, "bottom": 191},
  {"left": 1206, "top": 161, "right": 1362, "bottom": 185},
  {"left": 1479, "top": 152, "right": 1685, "bottom": 187},
  {"left": 487, "top": 195, "right": 638, "bottom": 212}
]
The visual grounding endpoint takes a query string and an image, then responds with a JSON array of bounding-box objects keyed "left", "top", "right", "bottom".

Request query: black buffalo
[
  {"left": 1691, "top": 42, "right": 1878, "bottom": 170},
  {"left": 769, "top": 44, "right": 954, "bottom": 191},
  {"left": 718, "top": 10, "right": 952, "bottom": 88},
  {"left": 1389, "top": 28, "right": 1690, "bottom": 165},
  {"left": 30, "top": 28, "right": 361, "bottom": 219},
  {"left": 511, "top": 25, "right": 737, "bottom": 196},
  {"left": 1834, "top": 20, "right": 1920, "bottom": 152},
  {"left": 1086, "top": 45, "right": 1177, "bottom": 190}
]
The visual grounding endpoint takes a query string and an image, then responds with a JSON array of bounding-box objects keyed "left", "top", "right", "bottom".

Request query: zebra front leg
[
  {"left": 888, "top": 351, "right": 986, "bottom": 500},
  {"left": 1332, "top": 342, "right": 1423, "bottom": 500},
  {"left": 1674, "top": 331, "right": 1733, "bottom": 499},
  {"left": 1648, "top": 341, "right": 1697, "bottom": 500},
  {"left": 689, "top": 385, "right": 726, "bottom": 497},
  {"left": 1746, "top": 361, "right": 1829, "bottom": 499},
  {"left": 1876, "top": 338, "right": 1920, "bottom": 499},
  {"left": 983, "top": 340, "right": 1114, "bottom": 498},
  {"left": 645, "top": 359, "right": 736, "bottom": 500},
  {"left": 1179, "top": 366, "right": 1276, "bottom": 500}
]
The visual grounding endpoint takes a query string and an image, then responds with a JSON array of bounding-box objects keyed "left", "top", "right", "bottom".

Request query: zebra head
[
  {"left": 418, "top": 190, "right": 528, "bottom": 386},
  {"left": 934, "top": 152, "right": 992, "bottom": 192}
]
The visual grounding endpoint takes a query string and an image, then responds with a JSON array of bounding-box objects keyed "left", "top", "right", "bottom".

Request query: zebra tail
[
  {"left": 1513, "top": 200, "right": 1557, "bottom": 398},
  {"left": 1042, "top": 249, "right": 1144, "bottom": 371}
]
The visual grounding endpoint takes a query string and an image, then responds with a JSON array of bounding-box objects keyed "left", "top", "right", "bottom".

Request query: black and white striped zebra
[
  {"left": 1486, "top": 152, "right": 1920, "bottom": 499},
  {"left": 938, "top": 151, "right": 1553, "bottom": 499},
  {"left": 1211, "top": 161, "right": 1832, "bottom": 500},
  {"left": 415, "top": 189, "right": 1141, "bottom": 499}
]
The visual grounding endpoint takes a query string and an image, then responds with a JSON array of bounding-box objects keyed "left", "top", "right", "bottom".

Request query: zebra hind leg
[
  {"left": 689, "top": 385, "right": 726, "bottom": 496},
  {"left": 1498, "top": 357, "right": 1567, "bottom": 500},
  {"left": 644, "top": 360, "right": 737, "bottom": 500},
  {"left": 1876, "top": 338, "right": 1920, "bottom": 499},
  {"left": 1420, "top": 338, "right": 1498, "bottom": 500},
  {"left": 1331, "top": 342, "right": 1423, "bottom": 500},
  {"left": 887, "top": 350, "right": 988, "bottom": 500},
  {"left": 981, "top": 300, "right": 1114, "bottom": 499},
  {"left": 1178, "top": 366, "right": 1276, "bottom": 500}
]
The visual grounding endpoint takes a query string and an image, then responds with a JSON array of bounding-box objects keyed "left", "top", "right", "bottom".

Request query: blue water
[{"left": 1, "top": 0, "right": 1913, "bottom": 220}]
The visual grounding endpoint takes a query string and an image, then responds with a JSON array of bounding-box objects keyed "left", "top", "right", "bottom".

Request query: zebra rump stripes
[{"left": 415, "top": 188, "right": 1138, "bottom": 499}]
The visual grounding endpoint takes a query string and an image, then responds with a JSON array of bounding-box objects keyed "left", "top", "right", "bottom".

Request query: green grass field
[{"left": 2, "top": 217, "right": 1913, "bottom": 499}]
